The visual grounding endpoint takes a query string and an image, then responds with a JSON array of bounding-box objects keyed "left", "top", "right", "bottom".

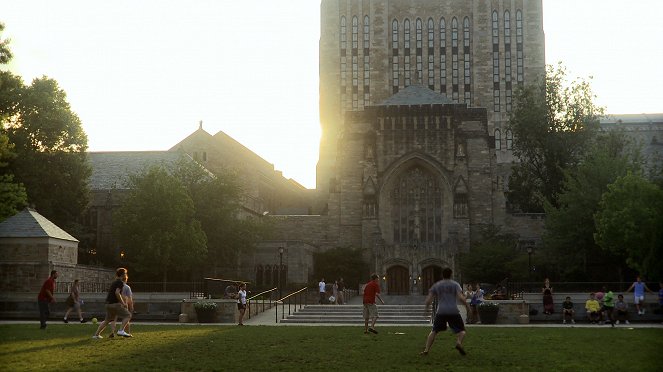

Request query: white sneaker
[
  {"left": 117, "top": 330, "right": 132, "bottom": 338},
  {"left": 562, "top": 320, "right": 566, "bottom": 324},
  {"left": 571, "top": 319, "right": 575, "bottom": 324},
  {"left": 92, "top": 335, "right": 103, "bottom": 339},
  {"left": 625, "top": 320, "right": 630, "bottom": 325},
  {"left": 615, "top": 320, "right": 620, "bottom": 325}
]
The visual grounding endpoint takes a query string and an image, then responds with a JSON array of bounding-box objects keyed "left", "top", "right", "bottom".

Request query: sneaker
[
  {"left": 641, "top": 309, "right": 645, "bottom": 315},
  {"left": 63, "top": 319, "right": 68, "bottom": 324},
  {"left": 625, "top": 320, "right": 630, "bottom": 325},
  {"left": 571, "top": 319, "right": 575, "bottom": 324},
  {"left": 92, "top": 335, "right": 103, "bottom": 339},
  {"left": 109, "top": 333, "right": 115, "bottom": 338},
  {"left": 562, "top": 320, "right": 566, "bottom": 324},
  {"left": 455, "top": 344, "right": 467, "bottom": 356},
  {"left": 368, "top": 328, "right": 378, "bottom": 334},
  {"left": 117, "top": 330, "right": 132, "bottom": 338},
  {"left": 80, "top": 319, "right": 87, "bottom": 323},
  {"left": 615, "top": 320, "right": 620, "bottom": 325}
]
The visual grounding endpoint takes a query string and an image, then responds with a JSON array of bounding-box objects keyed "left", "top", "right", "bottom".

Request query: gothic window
[
  {"left": 495, "top": 129, "right": 502, "bottom": 150},
  {"left": 404, "top": 19, "right": 411, "bottom": 86},
  {"left": 416, "top": 18, "right": 423, "bottom": 82},
  {"left": 463, "top": 17, "right": 471, "bottom": 104},
  {"left": 454, "top": 193, "right": 468, "bottom": 218},
  {"left": 256, "top": 265, "right": 263, "bottom": 286},
  {"left": 392, "top": 19, "right": 399, "bottom": 93},
  {"left": 439, "top": 18, "right": 446, "bottom": 95},
  {"left": 340, "top": 16, "right": 347, "bottom": 104},
  {"left": 391, "top": 167, "right": 443, "bottom": 245},
  {"left": 504, "top": 10, "right": 512, "bottom": 111},
  {"left": 451, "top": 17, "right": 458, "bottom": 103},
  {"left": 427, "top": 18, "right": 435, "bottom": 89},
  {"left": 352, "top": 16, "right": 359, "bottom": 109},
  {"left": 363, "top": 16, "right": 370, "bottom": 106},
  {"left": 516, "top": 10, "right": 524, "bottom": 84},
  {"left": 506, "top": 129, "right": 513, "bottom": 150},
  {"left": 492, "top": 11, "right": 500, "bottom": 112}
]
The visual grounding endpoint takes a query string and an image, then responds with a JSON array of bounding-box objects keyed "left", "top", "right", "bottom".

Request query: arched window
[
  {"left": 340, "top": 16, "right": 347, "bottom": 106},
  {"left": 506, "top": 129, "right": 513, "bottom": 150},
  {"left": 463, "top": 17, "right": 471, "bottom": 104},
  {"left": 404, "top": 19, "right": 411, "bottom": 86},
  {"left": 392, "top": 19, "right": 399, "bottom": 93},
  {"left": 439, "top": 18, "right": 446, "bottom": 95},
  {"left": 495, "top": 129, "right": 502, "bottom": 150},
  {"left": 352, "top": 16, "right": 359, "bottom": 109},
  {"left": 492, "top": 11, "right": 500, "bottom": 112},
  {"left": 504, "top": 10, "right": 512, "bottom": 111},
  {"left": 363, "top": 16, "right": 370, "bottom": 106},
  {"left": 427, "top": 18, "right": 435, "bottom": 89},
  {"left": 451, "top": 17, "right": 458, "bottom": 102},
  {"left": 516, "top": 10, "right": 523, "bottom": 84}
]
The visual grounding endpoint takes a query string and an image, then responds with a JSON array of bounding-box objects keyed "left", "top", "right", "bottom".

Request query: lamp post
[
  {"left": 278, "top": 246, "right": 284, "bottom": 299},
  {"left": 526, "top": 246, "right": 533, "bottom": 283}
]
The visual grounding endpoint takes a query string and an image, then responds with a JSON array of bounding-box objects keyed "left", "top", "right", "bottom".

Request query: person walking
[
  {"left": 109, "top": 274, "right": 134, "bottom": 337},
  {"left": 318, "top": 278, "right": 326, "bottom": 304},
  {"left": 237, "top": 282, "right": 247, "bottom": 326},
  {"left": 37, "top": 270, "right": 58, "bottom": 329},
  {"left": 92, "top": 268, "right": 132, "bottom": 339},
  {"left": 363, "top": 274, "right": 385, "bottom": 334},
  {"left": 420, "top": 267, "right": 470, "bottom": 356},
  {"left": 63, "top": 279, "right": 86, "bottom": 323},
  {"left": 332, "top": 280, "right": 339, "bottom": 304},
  {"left": 337, "top": 278, "right": 345, "bottom": 305},
  {"left": 601, "top": 286, "right": 615, "bottom": 327}
]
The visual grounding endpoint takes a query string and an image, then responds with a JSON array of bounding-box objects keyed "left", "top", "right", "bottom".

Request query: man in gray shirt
[{"left": 421, "top": 267, "right": 470, "bottom": 356}]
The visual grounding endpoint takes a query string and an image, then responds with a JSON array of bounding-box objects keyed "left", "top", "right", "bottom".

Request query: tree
[
  {"left": 0, "top": 131, "right": 26, "bottom": 220},
  {"left": 543, "top": 132, "right": 643, "bottom": 281},
  {"left": 594, "top": 172, "right": 663, "bottom": 280},
  {"left": 459, "top": 226, "right": 521, "bottom": 284},
  {"left": 313, "top": 246, "right": 370, "bottom": 289},
  {"left": 114, "top": 166, "right": 207, "bottom": 284},
  {"left": 2, "top": 75, "right": 90, "bottom": 231},
  {"left": 507, "top": 63, "right": 604, "bottom": 212},
  {"left": 0, "top": 23, "right": 12, "bottom": 64}
]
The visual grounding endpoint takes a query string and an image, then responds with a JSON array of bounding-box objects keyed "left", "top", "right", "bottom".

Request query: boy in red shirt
[
  {"left": 363, "top": 274, "right": 385, "bottom": 334},
  {"left": 38, "top": 270, "right": 58, "bottom": 329}
]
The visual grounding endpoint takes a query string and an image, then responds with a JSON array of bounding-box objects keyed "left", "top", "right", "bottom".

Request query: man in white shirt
[{"left": 319, "top": 278, "right": 326, "bottom": 304}]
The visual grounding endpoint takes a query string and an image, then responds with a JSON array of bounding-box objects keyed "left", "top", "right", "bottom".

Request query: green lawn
[{"left": 1, "top": 324, "right": 660, "bottom": 371}]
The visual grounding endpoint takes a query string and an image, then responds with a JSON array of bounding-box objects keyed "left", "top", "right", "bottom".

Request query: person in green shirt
[{"left": 601, "top": 286, "right": 615, "bottom": 327}]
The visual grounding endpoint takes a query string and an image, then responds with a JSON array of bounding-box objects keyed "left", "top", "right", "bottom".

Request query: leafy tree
[
  {"left": 2, "top": 75, "right": 90, "bottom": 231},
  {"left": 0, "top": 23, "right": 11, "bottom": 64},
  {"left": 172, "top": 158, "right": 270, "bottom": 277},
  {"left": 544, "top": 132, "right": 643, "bottom": 281},
  {"left": 459, "top": 226, "right": 521, "bottom": 284},
  {"left": 114, "top": 166, "right": 207, "bottom": 284},
  {"left": 0, "top": 131, "right": 26, "bottom": 220},
  {"left": 313, "top": 247, "right": 369, "bottom": 289},
  {"left": 594, "top": 172, "right": 663, "bottom": 280},
  {"left": 507, "top": 63, "right": 604, "bottom": 212}
]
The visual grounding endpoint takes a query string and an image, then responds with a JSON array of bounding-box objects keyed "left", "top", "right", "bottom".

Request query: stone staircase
[{"left": 279, "top": 304, "right": 431, "bottom": 325}]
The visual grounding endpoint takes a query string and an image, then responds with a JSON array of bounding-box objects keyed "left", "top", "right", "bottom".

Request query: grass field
[{"left": 1, "top": 324, "right": 661, "bottom": 371}]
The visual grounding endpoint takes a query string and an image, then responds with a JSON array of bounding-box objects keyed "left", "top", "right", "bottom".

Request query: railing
[
  {"left": 505, "top": 281, "right": 655, "bottom": 297},
  {"left": 275, "top": 287, "right": 308, "bottom": 323},
  {"left": 246, "top": 287, "right": 278, "bottom": 320}
]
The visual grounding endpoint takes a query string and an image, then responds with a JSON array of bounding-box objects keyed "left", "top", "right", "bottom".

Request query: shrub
[{"left": 194, "top": 301, "right": 218, "bottom": 311}]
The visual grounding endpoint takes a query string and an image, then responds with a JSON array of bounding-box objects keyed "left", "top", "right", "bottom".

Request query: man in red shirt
[
  {"left": 37, "top": 270, "right": 58, "bottom": 329},
  {"left": 363, "top": 274, "right": 385, "bottom": 334}
]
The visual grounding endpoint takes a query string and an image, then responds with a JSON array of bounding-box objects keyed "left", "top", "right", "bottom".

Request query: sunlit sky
[{"left": 1, "top": 0, "right": 662, "bottom": 188}]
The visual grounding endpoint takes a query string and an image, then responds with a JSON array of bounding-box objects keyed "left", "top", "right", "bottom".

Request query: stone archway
[
  {"left": 386, "top": 265, "right": 409, "bottom": 295},
  {"left": 421, "top": 265, "right": 442, "bottom": 295}
]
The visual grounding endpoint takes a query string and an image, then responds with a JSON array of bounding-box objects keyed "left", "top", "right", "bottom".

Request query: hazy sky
[{"left": 1, "top": 0, "right": 662, "bottom": 188}]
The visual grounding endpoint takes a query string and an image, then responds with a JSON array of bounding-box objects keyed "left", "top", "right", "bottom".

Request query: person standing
[
  {"left": 318, "top": 278, "right": 326, "bottom": 304},
  {"left": 626, "top": 275, "right": 654, "bottom": 315},
  {"left": 542, "top": 278, "right": 554, "bottom": 315},
  {"left": 363, "top": 274, "right": 385, "bottom": 334},
  {"left": 237, "top": 282, "right": 247, "bottom": 326},
  {"left": 337, "top": 278, "right": 345, "bottom": 305},
  {"left": 601, "top": 286, "right": 615, "bottom": 327},
  {"left": 332, "top": 280, "right": 339, "bottom": 304},
  {"left": 63, "top": 279, "right": 86, "bottom": 323},
  {"left": 37, "top": 270, "right": 58, "bottom": 329},
  {"left": 421, "top": 267, "right": 470, "bottom": 356},
  {"left": 92, "top": 268, "right": 132, "bottom": 339},
  {"left": 110, "top": 274, "right": 134, "bottom": 337}
]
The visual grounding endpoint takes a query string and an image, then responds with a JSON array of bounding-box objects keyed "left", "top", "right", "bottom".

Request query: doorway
[
  {"left": 421, "top": 266, "right": 442, "bottom": 295},
  {"left": 386, "top": 265, "right": 410, "bottom": 295}
]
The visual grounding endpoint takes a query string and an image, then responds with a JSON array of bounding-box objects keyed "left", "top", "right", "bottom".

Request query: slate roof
[
  {"left": 0, "top": 208, "right": 78, "bottom": 241},
  {"left": 377, "top": 84, "right": 454, "bottom": 106},
  {"left": 87, "top": 151, "right": 188, "bottom": 190}
]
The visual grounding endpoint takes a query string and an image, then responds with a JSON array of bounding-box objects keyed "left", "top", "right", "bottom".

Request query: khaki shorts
[
  {"left": 104, "top": 303, "right": 131, "bottom": 320},
  {"left": 363, "top": 303, "right": 378, "bottom": 320}
]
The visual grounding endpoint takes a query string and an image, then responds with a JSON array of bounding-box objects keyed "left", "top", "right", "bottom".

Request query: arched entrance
[
  {"left": 386, "top": 265, "right": 409, "bottom": 295},
  {"left": 421, "top": 265, "right": 442, "bottom": 295}
]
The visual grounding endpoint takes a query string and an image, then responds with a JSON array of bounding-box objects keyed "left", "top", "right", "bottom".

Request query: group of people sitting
[{"left": 562, "top": 292, "right": 630, "bottom": 325}]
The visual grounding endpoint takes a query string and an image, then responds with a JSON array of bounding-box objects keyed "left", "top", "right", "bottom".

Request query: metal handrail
[
  {"left": 275, "top": 287, "right": 308, "bottom": 323},
  {"left": 246, "top": 287, "right": 278, "bottom": 320}
]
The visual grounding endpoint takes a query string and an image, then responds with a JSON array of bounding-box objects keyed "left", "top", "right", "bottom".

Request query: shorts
[
  {"left": 432, "top": 313, "right": 465, "bottom": 334},
  {"left": 104, "top": 303, "right": 131, "bottom": 320},
  {"left": 634, "top": 295, "right": 644, "bottom": 304},
  {"left": 363, "top": 303, "right": 378, "bottom": 320},
  {"left": 237, "top": 303, "right": 246, "bottom": 310}
]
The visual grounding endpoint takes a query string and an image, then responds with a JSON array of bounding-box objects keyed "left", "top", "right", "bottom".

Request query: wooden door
[
  {"left": 387, "top": 265, "right": 410, "bottom": 295},
  {"left": 421, "top": 266, "right": 442, "bottom": 295}
]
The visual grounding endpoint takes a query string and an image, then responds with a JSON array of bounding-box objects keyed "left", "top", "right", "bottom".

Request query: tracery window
[
  {"left": 439, "top": 18, "right": 446, "bottom": 95},
  {"left": 495, "top": 129, "right": 502, "bottom": 150},
  {"left": 352, "top": 16, "right": 359, "bottom": 109},
  {"left": 363, "top": 16, "right": 370, "bottom": 106},
  {"left": 391, "top": 167, "right": 443, "bottom": 245},
  {"left": 392, "top": 19, "right": 399, "bottom": 93},
  {"left": 404, "top": 19, "right": 411, "bottom": 86},
  {"left": 427, "top": 18, "right": 435, "bottom": 89},
  {"left": 516, "top": 10, "right": 524, "bottom": 84},
  {"left": 340, "top": 16, "right": 347, "bottom": 105},
  {"left": 451, "top": 17, "right": 458, "bottom": 102},
  {"left": 463, "top": 17, "right": 471, "bottom": 104},
  {"left": 416, "top": 18, "right": 423, "bottom": 82},
  {"left": 492, "top": 11, "right": 500, "bottom": 112},
  {"left": 506, "top": 129, "right": 513, "bottom": 150},
  {"left": 504, "top": 10, "right": 512, "bottom": 111}
]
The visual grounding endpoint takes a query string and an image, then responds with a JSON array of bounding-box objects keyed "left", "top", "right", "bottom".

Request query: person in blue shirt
[{"left": 626, "top": 276, "right": 654, "bottom": 315}]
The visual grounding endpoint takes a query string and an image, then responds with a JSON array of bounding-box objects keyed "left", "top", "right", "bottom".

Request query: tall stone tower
[{"left": 319, "top": 0, "right": 545, "bottom": 197}]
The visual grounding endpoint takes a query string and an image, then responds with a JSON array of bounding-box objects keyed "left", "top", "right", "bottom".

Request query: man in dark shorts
[
  {"left": 92, "top": 268, "right": 132, "bottom": 338},
  {"left": 421, "top": 267, "right": 470, "bottom": 356},
  {"left": 37, "top": 270, "right": 58, "bottom": 329}
]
